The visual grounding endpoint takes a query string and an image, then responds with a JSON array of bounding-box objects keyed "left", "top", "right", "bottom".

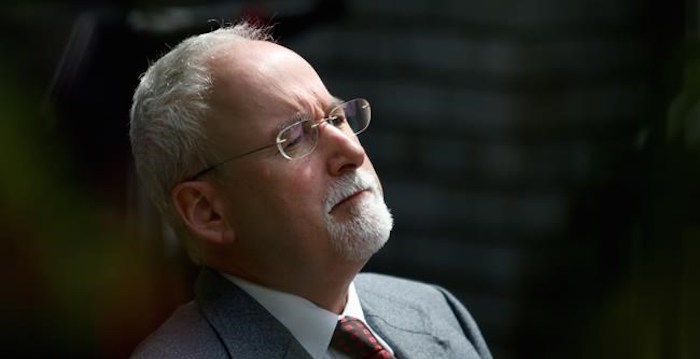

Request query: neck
[{"left": 304, "top": 268, "right": 358, "bottom": 313}]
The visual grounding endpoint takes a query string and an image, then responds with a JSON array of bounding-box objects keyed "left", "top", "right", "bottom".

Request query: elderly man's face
[{"left": 202, "top": 40, "right": 392, "bottom": 281}]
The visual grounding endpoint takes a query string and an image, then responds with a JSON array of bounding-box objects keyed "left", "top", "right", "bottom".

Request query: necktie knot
[{"left": 330, "top": 316, "right": 395, "bottom": 359}]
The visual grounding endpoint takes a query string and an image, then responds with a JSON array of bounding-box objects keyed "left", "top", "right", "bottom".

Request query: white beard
[{"left": 324, "top": 171, "right": 393, "bottom": 261}]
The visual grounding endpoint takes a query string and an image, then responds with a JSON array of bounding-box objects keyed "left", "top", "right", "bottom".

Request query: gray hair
[{"left": 129, "top": 22, "right": 272, "bottom": 261}]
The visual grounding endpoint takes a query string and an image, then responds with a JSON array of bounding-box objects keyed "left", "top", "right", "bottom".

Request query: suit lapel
[
  {"left": 359, "top": 286, "right": 450, "bottom": 359},
  {"left": 195, "top": 267, "right": 312, "bottom": 359}
]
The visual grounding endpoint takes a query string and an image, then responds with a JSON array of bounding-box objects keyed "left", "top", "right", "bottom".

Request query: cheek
[
  {"left": 282, "top": 165, "right": 324, "bottom": 208},
  {"left": 248, "top": 163, "right": 324, "bottom": 215}
]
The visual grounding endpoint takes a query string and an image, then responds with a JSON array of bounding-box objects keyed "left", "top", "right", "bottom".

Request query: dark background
[{"left": 1, "top": 0, "right": 699, "bottom": 358}]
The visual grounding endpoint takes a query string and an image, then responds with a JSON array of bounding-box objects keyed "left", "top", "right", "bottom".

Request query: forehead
[
  {"left": 204, "top": 40, "right": 334, "bottom": 148},
  {"left": 209, "top": 40, "right": 332, "bottom": 116}
]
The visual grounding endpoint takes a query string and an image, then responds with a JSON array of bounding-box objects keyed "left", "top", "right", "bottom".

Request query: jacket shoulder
[
  {"left": 355, "top": 273, "right": 492, "bottom": 359},
  {"left": 131, "top": 301, "right": 227, "bottom": 359},
  {"left": 355, "top": 272, "right": 445, "bottom": 303}
]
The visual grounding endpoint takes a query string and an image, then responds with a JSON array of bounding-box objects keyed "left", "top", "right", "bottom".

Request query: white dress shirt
[{"left": 221, "top": 273, "right": 395, "bottom": 359}]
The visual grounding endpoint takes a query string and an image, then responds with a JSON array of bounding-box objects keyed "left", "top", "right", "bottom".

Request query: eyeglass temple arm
[{"left": 188, "top": 141, "right": 283, "bottom": 180}]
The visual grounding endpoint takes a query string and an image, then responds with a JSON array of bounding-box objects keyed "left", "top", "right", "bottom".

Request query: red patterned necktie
[{"left": 330, "top": 316, "right": 396, "bottom": 359}]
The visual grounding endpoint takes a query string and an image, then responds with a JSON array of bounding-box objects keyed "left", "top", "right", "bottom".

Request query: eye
[
  {"left": 328, "top": 114, "right": 347, "bottom": 128},
  {"left": 280, "top": 122, "right": 305, "bottom": 150}
]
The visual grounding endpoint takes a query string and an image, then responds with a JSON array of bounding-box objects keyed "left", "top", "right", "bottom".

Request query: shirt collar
[{"left": 221, "top": 273, "right": 349, "bottom": 359}]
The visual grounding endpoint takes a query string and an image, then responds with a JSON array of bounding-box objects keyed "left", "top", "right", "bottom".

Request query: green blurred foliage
[
  {"left": 580, "top": 32, "right": 700, "bottom": 359},
  {"left": 668, "top": 39, "right": 700, "bottom": 149},
  {"left": 0, "top": 43, "right": 190, "bottom": 357}
]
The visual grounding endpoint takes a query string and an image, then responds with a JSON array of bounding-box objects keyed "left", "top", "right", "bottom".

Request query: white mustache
[{"left": 325, "top": 171, "right": 377, "bottom": 213}]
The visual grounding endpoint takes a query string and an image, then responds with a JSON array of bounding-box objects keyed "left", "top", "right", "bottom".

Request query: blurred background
[{"left": 1, "top": 0, "right": 699, "bottom": 358}]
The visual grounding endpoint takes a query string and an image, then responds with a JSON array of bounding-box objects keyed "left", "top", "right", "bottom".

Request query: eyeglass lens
[{"left": 277, "top": 99, "right": 370, "bottom": 159}]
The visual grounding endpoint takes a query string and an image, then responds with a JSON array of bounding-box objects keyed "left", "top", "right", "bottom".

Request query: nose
[{"left": 318, "top": 123, "right": 367, "bottom": 176}]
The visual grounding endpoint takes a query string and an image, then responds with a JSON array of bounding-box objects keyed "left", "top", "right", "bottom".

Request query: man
[{"left": 129, "top": 21, "right": 491, "bottom": 359}]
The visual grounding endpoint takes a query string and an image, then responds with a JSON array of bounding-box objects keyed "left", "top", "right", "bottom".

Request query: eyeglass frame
[{"left": 187, "top": 98, "right": 371, "bottom": 180}]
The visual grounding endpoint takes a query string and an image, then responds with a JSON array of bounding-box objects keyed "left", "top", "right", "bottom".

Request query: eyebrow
[
  {"left": 325, "top": 96, "right": 345, "bottom": 113},
  {"left": 274, "top": 96, "right": 346, "bottom": 132},
  {"left": 275, "top": 112, "right": 309, "bottom": 133}
]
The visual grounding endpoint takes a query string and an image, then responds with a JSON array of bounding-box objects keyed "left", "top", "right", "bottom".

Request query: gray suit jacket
[{"left": 132, "top": 267, "right": 492, "bottom": 359}]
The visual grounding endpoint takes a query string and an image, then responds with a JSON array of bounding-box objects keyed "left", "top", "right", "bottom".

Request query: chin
[{"left": 325, "top": 197, "right": 394, "bottom": 262}]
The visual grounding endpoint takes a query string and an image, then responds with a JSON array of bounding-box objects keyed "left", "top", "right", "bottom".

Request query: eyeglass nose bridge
[
  {"left": 312, "top": 114, "right": 339, "bottom": 129},
  {"left": 276, "top": 99, "right": 371, "bottom": 160},
  {"left": 278, "top": 115, "right": 350, "bottom": 161},
  {"left": 314, "top": 115, "right": 360, "bottom": 145}
]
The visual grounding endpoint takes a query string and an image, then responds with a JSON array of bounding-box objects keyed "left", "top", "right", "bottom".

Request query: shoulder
[
  {"left": 356, "top": 273, "right": 492, "bottom": 359},
  {"left": 355, "top": 272, "right": 463, "bottom": 323},
  {"left": 355, "top": 272, "right": 448, "bottom": 304},
  {"left": 130, "top": 301, "right": 226, "bottom": 359}
]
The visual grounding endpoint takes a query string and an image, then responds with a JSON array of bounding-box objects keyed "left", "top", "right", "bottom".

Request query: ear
[{"left": 172, "top": 181, "right": 235, "bottom": 244}]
